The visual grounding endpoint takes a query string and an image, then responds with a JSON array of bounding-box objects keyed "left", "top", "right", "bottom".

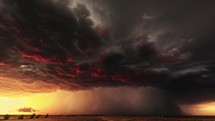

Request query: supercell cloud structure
[{"left": 1, "top": 0, "right": 215, "bottom": 115}]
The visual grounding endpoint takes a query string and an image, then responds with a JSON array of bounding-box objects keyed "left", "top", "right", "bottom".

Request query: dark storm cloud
[
  {"left": 116, "top": 0, "right": 215, "bottom": 38},
  {"left": 0, "top": 0, "right": 167, "bottom": 90},
  {"left": 1, "top": 0, "right": 215, "bottom": 115},
  {"left": 99, "top": 0, "right": 215, "bottom": 102}
]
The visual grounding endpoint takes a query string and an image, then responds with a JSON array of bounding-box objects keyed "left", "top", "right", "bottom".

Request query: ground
[{"left": 1, "top": 116, "right": 215, "bottom": 121}]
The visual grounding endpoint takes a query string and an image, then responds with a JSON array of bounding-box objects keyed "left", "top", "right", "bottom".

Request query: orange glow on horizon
[
  {"left": 0, "top": 97, "right": 27, "bottom": 114},
  {"left": 0, "top": 91, "right": 62, "bottom": 115},
  {"left": 2, "top": 88, "right": 215, "bottom": 116},
  {"left": 0, "top": 90, "right": 94, "bottom": 115},
  {"left": 180, "top": 102, "right": 215, "bottom": 116}
]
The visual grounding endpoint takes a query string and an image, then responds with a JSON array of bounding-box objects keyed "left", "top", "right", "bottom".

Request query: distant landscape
[{"left": 1, "top": 115, "right": 215, "bottom": 121}]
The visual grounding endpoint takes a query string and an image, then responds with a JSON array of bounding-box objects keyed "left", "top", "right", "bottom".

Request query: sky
[{"left": 0, "top": 0, "right": 215, "bottom": 115}]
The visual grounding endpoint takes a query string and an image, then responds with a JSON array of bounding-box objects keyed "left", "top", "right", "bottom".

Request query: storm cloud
[{"left": 1, "top": 0, "right": 215, "bottom": 115}]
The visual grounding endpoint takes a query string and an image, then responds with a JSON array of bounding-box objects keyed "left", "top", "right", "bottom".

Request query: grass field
[{"left": 1, "top": 115, "right": 215, "bottom": 121}]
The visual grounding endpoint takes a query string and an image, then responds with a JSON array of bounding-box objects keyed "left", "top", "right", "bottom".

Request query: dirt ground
[{"left": 1, "top": 116, "right": 215, "bottom": 121}]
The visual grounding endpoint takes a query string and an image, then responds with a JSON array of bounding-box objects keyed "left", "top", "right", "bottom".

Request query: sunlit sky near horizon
[{"left": 1, "top": 89, "right": 215, "bottom": 115}]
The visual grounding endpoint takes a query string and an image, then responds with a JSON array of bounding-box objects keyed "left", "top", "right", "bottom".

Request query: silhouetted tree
[
  {"left": 30, "top": 113, "right": 35, "bottom": 119},
  {"left": 3, "top": 114, "right": 10, "bottom": 120},
  {"left": 35, "top": 115, "right": 41, "bottom": 118},
  {"left": 18, "top": 115, "right": 24, "bottom": 119},
  {"left": 45, "top": 114, "right": 49, "bottom": 118}
]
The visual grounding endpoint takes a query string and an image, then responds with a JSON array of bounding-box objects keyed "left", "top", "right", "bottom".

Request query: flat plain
[{"left": 1, "top": 115, "right": 215, "bottom": 121}]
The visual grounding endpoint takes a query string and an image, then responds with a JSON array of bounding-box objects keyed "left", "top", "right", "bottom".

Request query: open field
[{"left": 1, "top": 116, "right": 215, "bottom": 121}]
